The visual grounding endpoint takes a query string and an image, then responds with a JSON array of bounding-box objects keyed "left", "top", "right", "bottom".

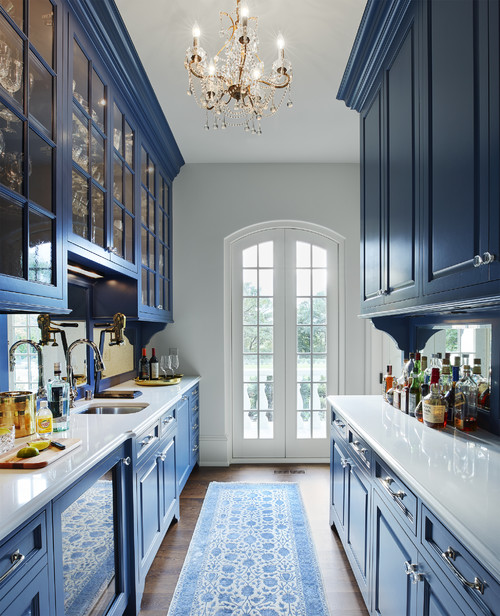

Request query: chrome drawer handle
[
  {"left": 334, "top": 419, "right": 345, "bottom": 428},
  {"left": 192, "top": 423, "right": 199, "bottom": 431},
  {"left": 192, "top": 388, "right": 199, "bottom": 396},
  {"left": 163, "top": 416, "right": 174, "bottom": 424},
  {"left": 192, "top": 404, "right": 199, "bottom": 412},
  {"left": 382, "top": 476, "right": 406, "bottom": 500},
  {"left": 352, "top": 440, "right": 369, "bottom": 455},
  {"left": 441, "top": 547, "right": 485, "bottom": 595},
  {"left": 192, "top": 444, "right": 199, "bottom": 453},
  {"left": 122, "top": 456, "right": 131, "bottom": 466},
  {"left": 0, "top": 550, "right": 25, "bottom": 583},
  {"left": 404, "top": 561, "right": 423, "bottom": 584},
  {"left": 140, "top": 435, "right": 154, "bottom": 447}
]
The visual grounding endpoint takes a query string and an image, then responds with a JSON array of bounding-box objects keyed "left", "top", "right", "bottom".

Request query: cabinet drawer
[
  {"left": 331, "top": 406, "right": 348, "bottom": 441},
  {"left": 0, "top": 510, "right": 47, "bottom": 597},
  {"left": 348, "top": 428, "right": 372, "bottom": 473},
  {"left": 160, "top": 406, "right": 176, "bottom": 436},
  {"left": 136, "top": 422, "right": 160, "bottom": 459},
  {"left": 421, "top": 506, "right": 500, "bottom": 615},
  {"left": 375, "top": 457, "right": 417, "bottom": 534}
]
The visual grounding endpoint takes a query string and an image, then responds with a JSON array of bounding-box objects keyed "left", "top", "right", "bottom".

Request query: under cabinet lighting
[{"left": 68, "top": 264, "right": 104, "bottom": 279}]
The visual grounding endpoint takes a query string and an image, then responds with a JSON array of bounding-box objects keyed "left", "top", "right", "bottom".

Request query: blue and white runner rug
[{"left": 167, "top": 482, "right": 329, "bottom": 616}]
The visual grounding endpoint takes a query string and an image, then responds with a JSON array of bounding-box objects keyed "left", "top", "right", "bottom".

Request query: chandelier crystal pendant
[{"left": 184, "top": 0, "right": 293, "bottom": 134}]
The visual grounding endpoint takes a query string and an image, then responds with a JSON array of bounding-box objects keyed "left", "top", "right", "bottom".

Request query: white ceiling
[{"left": 114, "top": 0, "right": 366, "bottom": 164}]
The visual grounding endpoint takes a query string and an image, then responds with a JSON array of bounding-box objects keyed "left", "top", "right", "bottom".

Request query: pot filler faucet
[
  {"left": 8, "top": 340, "right": 46, "bottom": 398},
  {"left": 66, "top": 339, "right": 106, "bottom": 407}
]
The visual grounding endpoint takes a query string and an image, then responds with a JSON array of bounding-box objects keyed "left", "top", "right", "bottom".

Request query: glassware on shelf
[{"left": 160, "top": 355, "right": 171, "bottom": 379}]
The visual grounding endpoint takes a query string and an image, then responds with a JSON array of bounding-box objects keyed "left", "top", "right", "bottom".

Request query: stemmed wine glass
[
  {"left": 169, "top": 348, "right": 179, "bottom": 377},
  {"left": 160, "top": 355, "right": 171, "bottom": 380}
]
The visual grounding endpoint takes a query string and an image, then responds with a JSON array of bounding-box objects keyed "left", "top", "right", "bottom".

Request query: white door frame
[{"left": 224, "top": 220, "right": 346, "bottom": 464}]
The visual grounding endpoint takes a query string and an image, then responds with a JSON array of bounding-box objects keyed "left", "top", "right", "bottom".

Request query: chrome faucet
[
  {"left": 66, "top": 339, "right": 106, "bottom": 407},
  {"left": 9, "top": 340, "right": 46, "bottom": 398}
]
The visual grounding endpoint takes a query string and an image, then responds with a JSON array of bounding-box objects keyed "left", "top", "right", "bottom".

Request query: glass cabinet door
[
  {"left": 53, "top": 450, "right": 129, "bottom": 616},
  {"left": 140, "top": 144, "right": 172, "bottom": 319},
  {"left": 0, "top": 0, "right": 63, "bottom": 304},
  {"left": 71, "top": 36, "right": 107, "bottom": 250}
]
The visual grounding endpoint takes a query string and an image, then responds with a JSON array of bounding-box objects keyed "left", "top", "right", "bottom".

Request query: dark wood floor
[{"left": 138, "top": 464, "right": 368, "bottom": 616}]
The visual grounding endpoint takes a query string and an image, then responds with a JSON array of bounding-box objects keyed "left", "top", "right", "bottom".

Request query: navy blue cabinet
[
  {"left": 0, "top": 0, "right": 68, "bottom": 314},
  {"left": 176, "top": 384, "right": 200, "bottom": 494},
  {"left": 340, "top": 0, "right": 500, "bottom": 317}
]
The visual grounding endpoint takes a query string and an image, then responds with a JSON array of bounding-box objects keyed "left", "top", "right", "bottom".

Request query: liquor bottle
[
  {"left": 47, "top": 362, "right": 70, "bottom": 432},
  {"left": 472, "top": 359, "right": 489, "bottom": 410},
  {"left": 382, "top": 365, "right": 393, "bottom": 400},
  {"left": 444, "top": 366, "right": 460, "bottom": 426},
  {"left": 408, "top": 361, "right": 421, "bottom": 418},
  {"left": 440, "top": 358, "right": 452, "bottom": 395},
  {"left": 420, "top": 356, "right": 428, "bottom": 384},
  {"left": 455, "top": 365, "right": 478, "bottom": 432},
  {"left": 138, "top": 347, "right": 150, "bottom": 380},
  {"left": 150, "top": 348, "right": 159, "bottom": 380},
  {"left": 422, "top": 368, "right": 447, "bottom": 430},
  {"left": 36, "top": 400, "right": 53, "bottom": 439}
]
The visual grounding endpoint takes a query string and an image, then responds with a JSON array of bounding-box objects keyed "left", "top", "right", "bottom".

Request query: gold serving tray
[{"left": 135, "top": 376, "right": 182, "bottom": 387}]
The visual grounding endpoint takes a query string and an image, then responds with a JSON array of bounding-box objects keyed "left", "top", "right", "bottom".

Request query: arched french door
[{"left": 228, "top": 223, "right": 344, "bottom": 461}]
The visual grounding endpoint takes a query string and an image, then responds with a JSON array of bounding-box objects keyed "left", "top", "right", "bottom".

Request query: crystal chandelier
[{"left": 184, "top": 0, "right": 293, "bottom": 134}]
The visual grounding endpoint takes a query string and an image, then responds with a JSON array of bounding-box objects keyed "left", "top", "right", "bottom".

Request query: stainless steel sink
[{"left": 79, "top": 403, "right": 149, "bottom": 415}]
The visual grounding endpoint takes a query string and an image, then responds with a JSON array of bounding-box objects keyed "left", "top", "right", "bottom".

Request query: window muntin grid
[
  {"left": 242, "top": 241, "right": 274, "bottom": 439},
  {"left": 296, "top": 241, "right": 327, "bottom": 439}
]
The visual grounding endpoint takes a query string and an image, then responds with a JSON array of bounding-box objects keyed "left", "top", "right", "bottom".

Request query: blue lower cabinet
[
  {"left": 175, "top": 395, "right": 190, "bottom": 493},
  {"left": 416, "top": 561, "right": 470, "bottom": 616},
  {"left": 347, "top": 463, "right": 370, "bottom": 602},
  {"left": 52, "top": 444, "right": 131, "bottom": 616},
  {"left": 372, "top": 491, "right": 418, "bottom": 616},
  {"left": 329, "top": 436, "right": 348, "bottom": 534},
  {"left": 0, "top": 565, "right": 51, "bottom": 616},
  {"left": 159, "top": 437, "right": 178, "bottom": 528}
]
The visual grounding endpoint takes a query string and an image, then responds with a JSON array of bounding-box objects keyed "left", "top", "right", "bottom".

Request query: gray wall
[{"left": 151, "top": 162, "right": 366, "bottom": 465}]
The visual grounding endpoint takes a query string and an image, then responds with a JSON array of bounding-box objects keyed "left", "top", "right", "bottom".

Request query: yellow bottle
[{"left": 36, "top": 400, "right": 53, "bottom": 439}]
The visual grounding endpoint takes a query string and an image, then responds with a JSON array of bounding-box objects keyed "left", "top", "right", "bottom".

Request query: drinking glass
[
  {"left": 169, "top": 348, "right": 179, "bottom": 376},
  {"left": 160, "top": 355, "right": 171, "bottom": 379}
]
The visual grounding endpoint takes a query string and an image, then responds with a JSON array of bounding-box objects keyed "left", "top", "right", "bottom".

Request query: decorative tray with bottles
[{"left": 135, "top": 375, "right": 183, "bottom": 387}]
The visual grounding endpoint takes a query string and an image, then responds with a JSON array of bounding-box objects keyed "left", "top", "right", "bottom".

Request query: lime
[
  {"left": 17, "top": 446, "right": 40, "bottom": 458},
  {"left": 0, "top": 427, "right": 11, "bottom": 436},
  {"left": 29, "top": 440, "right": 51, "bottom": 451}
]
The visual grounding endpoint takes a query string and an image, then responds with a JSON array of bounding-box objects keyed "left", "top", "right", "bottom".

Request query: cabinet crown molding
[{"left": 337, "top": 0, "right": 412, "bottom": 111}]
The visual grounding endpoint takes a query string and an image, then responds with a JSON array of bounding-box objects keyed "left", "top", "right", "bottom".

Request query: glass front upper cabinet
[
  {"left": 140, "top": 144, "right": 172, "bottom": 320},
  {"left": 0, "top": 0, "right": 65, "bottom": 310},
  {"left": 69, "top": 24, "right": 136, "bottom": 273}
]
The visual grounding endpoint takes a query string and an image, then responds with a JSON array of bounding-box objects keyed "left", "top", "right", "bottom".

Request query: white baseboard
[{"left": 199, "top": 435, "right": 230, "bottom": 467}]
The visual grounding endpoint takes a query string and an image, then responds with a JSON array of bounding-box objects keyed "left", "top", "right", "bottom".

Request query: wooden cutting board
[{"left": 0, "top": 438, "right": 82, "bottom": 469}]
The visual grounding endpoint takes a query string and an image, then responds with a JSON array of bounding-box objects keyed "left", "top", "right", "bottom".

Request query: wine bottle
[
  {"left": 138, "top": 347, "right": 150, "bottom": 380},
  {"left": 150, "top": 347, "right": 159, "bottom": 380}
]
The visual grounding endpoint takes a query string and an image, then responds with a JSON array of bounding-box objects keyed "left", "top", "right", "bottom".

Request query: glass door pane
[{"left": 61, "top": 470, "right": 117, "bottom": 616}]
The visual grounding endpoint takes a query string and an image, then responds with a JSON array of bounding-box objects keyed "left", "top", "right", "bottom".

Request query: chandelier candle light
[{"left": 185, "top": 0, "right": 293, "bottom": 134}]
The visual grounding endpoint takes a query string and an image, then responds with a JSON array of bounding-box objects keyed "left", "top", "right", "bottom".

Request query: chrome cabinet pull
[
  {"left": 340, "top": 457, "right": 352, "bottom": 469},
  {"left": 334, "top": 419, "right": 345, "bottom": 429},
  {"left": 0, "top": 550, "right": 25, "bottom": 583},
  {"left": 192, "top": 422, "right": 199, "bottom": 431},
  {"left": 122, "top": 456, "right": 131, "bottom": 466},
  {"left": 352, "top": 440, "right": 369, "bottom": 455},
  {"left": 441, "top": 547, "right": 485, "bottom": 595},
  {"left": 192, "top": 444, "right": 199, "bottom": 453},
  {"left": 474, "top": 253, "right": 496, "bottom": 268},
  {"left": 382, "top": 476, "right": 406, "bottom": 500},
  {"left": 404, "top": 561, "right": 423, "bottom": 584},
  {"left": 192, "top": 404, "right": 199, "bottom": 412},
  {"left": 140, "top": 434, "right": 154, "bottom": 447},
  {"left": 157, "top": 453, "right": 167, "bottom": 462},
  {"left": 163, "top": 416, "right": 174, "bottom": 425}
]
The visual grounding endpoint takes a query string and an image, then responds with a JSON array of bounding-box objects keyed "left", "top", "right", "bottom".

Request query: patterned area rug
[{"left": 168, "top": 482, "right": 329, "bottom": 616}]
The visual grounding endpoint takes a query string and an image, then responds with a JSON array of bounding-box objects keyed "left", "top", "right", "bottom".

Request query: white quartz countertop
[
  {"left": 0, "top": 376, "right": 200, "bottom": 541},
  {"left": 328, "top": 395, "right": 500, "bottom": 582}
]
